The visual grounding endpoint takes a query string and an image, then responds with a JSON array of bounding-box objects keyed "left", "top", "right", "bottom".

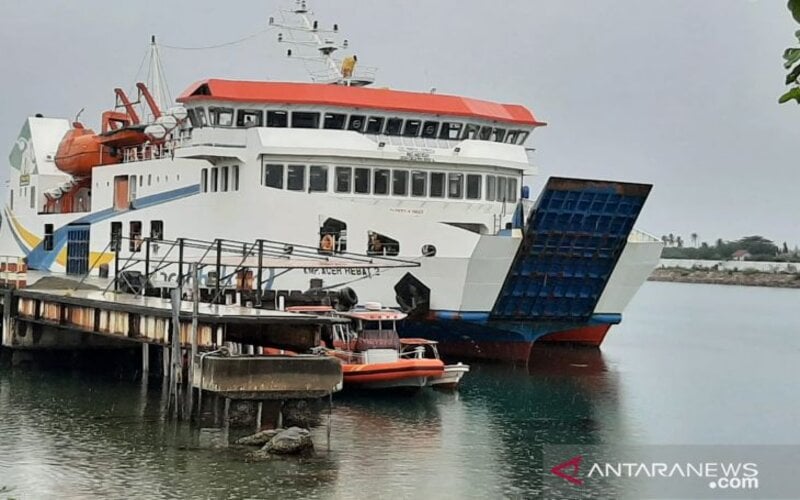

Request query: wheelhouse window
[
  {"left": 193, "top": 108, "right": 208, "bottom": 127},
  {"left": 421, "top": 121, "right": 439, "bottom": 138},
  {"left": 348, "top": 115, "right": 366, "bottom": 132},
  {"left": 287, "top": 165, "right": 306, "bottom": 191},
  {"left": 411, "top": 171, "right": 427, "bottom": 197},
  {"left": 264, "top": 164, "right": 284, "bottom": 189},
  {"left": 448, "top": 173, "right": 464, "bottom": 199},
  {"left": 323, "top": 113, "right": 346, "bottom": 130},
  {"left": 365, "top": 116, "right": 384, "bottom": 134},
  {"left": 220, "top": 166, "right": 229, "bottom": 192},
  {"left": 210, "top": 168, "right": 219, "bottom": 192},
  {"left": 237, "top": 109, "right": 263, "bottom": 128},
  {"left": 466, "top": 174, "right": 482, "bottom": 200},
  {"left": 439, "top": 122, "right": 463, "bottom": 140},
  {"left": 309, "top": 165, "right": 328, "bottom": 192},
  {"left": 374, "top": 169, "right": 390, "bottom": 195},
  {"left": 516, "top": 131, "right": 530, "bottom": 145},
  {"left": 479, "top": 126, "right": 493, "bottom": 141},
  {"left": 209, "top": 107, "right": 234, "bottom": 127},
  {"left": 497, "top": 176, "right": 508, "bottom": 202},
  {"left": 505, "top": 131, "right": 519, "bottom": 144},
  {"left": 403, "top": 120, "right": 421, "bottom": 137},
  {"left": 462, "top": 124, "right": 480, "bottom": 140},
  {"left": 354, "top": 168, "right": 371, "bottom": 194},
  {"left": 486, "top": 175, "right": 496, "bottom": 201},
  {"left": 335, "top": 167, "right": 352, "bottom": 193},
  {"left": 508, "top": 178, "right": 518, "bottom": 202},
  {"left": 430, "top": 172, "right": 445, "bottom": 198},
  {"left": 267, "top": 111, "right": 288, "bottom": 127},
  {"left": 392, "top": 170, "right": 408, "bottom": 196},
  {"left": 292, "top": 112, "right": 320, "bottom": 129},
  {"left": 492, "top": 128, "right": 506, "bottom": 142},
  {"left": 385, "top": 118, "right": 403, "bottom": 136}
]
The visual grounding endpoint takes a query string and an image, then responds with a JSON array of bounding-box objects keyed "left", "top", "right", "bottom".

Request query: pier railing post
[
  {"left": 170, "top": 286, "right": 182, "bottom": 419},
  {"left": 189, "top": 262, "right": 199, "bottom": 420}
]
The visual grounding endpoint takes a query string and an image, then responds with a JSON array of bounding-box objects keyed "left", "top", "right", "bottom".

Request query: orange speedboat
[{"left": 288, "top": 304, "right": 444, "bottom": 390}]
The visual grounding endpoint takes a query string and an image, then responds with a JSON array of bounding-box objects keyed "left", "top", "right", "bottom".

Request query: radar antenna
[{"left": 270, "top": 0, "right": 376, "bottom": 86}]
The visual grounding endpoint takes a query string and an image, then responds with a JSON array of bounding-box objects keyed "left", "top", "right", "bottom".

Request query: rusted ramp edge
[{"left": 192, "top": 354, "right": 342, "bottom": 400}]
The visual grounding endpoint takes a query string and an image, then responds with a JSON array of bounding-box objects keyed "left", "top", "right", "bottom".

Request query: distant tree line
[{"left": 659, "top": 235, "right": 799, "bottom": 262}]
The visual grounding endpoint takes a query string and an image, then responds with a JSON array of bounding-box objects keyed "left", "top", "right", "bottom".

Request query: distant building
[{"left": 731, "top": 250, "right": 751, "bottom": 261}]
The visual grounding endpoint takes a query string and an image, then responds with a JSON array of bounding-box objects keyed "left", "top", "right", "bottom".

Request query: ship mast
[
  {"left": 145, "top": 36, "right": 172, "bottom": 119},
  {"left": 270, "top": 0, "right": 376, "bottom": 86}
]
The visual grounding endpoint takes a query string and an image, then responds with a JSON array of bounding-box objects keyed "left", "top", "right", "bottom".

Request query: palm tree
[
  {"left": 690, "top": 233, "right": 698, "bottom": 247},
  {"left": 668, "top": 233, "right": 675, "bottom": 247},
  {"left": 676, "top": 236, "right": 684, "bottom": 248}
]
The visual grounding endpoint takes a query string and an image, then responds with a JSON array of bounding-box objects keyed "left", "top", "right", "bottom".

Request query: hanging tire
[{"left": 338, "top": 287, "right": 358, "bottom": 309}]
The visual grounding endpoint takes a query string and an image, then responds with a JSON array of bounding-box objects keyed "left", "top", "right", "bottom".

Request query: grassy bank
[{"left": 649, "top": 267, "right": 800, "bottom": 289}]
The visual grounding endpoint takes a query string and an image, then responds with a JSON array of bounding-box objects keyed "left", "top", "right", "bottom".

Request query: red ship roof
[{"left": 177, "top": 79, "right": 545, "bottom": 127}]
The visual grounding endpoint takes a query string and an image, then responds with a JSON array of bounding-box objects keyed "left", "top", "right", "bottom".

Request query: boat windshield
[{"left": 354, "top": 325, "right": 400, "bottom": 351}]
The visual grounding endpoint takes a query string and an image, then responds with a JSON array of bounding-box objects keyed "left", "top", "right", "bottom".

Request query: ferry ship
[{"left": 0, "top": 2, "right": 662, "bottom": 363}]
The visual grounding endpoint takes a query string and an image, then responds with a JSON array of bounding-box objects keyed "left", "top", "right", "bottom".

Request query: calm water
[{"left": 1, "top": 282, "right": 798, "bottom": 499}]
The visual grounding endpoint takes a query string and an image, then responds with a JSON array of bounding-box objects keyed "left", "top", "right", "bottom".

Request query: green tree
[
  {"left": 780, "top": 1, "right": 800, "bottom": 104},
  {"left": 690, "top": 232, "right": 698, "bottom": 247}
]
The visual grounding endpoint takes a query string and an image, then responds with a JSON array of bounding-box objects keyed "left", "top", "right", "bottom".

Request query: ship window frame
[
  {"left": 492, "top": 128, "right": 506, "bottom": 143},
  {"left": 110, "top": 222, "right": 122, "bottom": 252},
  {"left": 373, "top": 169, "right": 390, "bottom": 195},
  {"left": 194, "top": 107, "right": 208, "bottom": 127},
  {"left": 236, "top": 109, "right": 263, "bottom": 128},
  {"left": 516, "top": 131, "right": 530, "bottom": 145},
  {"left": 267, "top": 110, "right": 289, "bottom": 128},
  {"left": 365, "top": 116, "right": 384, "bottom": 134},
  {"left": 348, "top": 115, "right": 366, "bottom": 132},
  {"left": 403, "top": 120, "right": 422, "bottom": 137},
  {"left": 210, "top": 167, "right": 219, "bottom": 192},
  {"left": 209, "top": 107, "right": 234, "bottom": 127},
  {"left": 392, "top": 169, "right": 409, "bottom": 196},
  {"left": 287, "top": 164, "right": 306, "bottom": 191},
  {"left": 421, "top": 121, "right": 439, "bottom": 138},
  {"left": 309, "top": 165, "right": 329, "bottom": 193},
  {"left": 497, "top": 176, "right": 507, "bottom": 202},
  {"left": 462, "top": 124, "right": 480, "bottom": 140},
  {"left": 263, "top": 163, "right": 284, "bottom": 189},
  {"left": 232, "top": 165, "right": 239, "bottom": 191},
  {"left": 430, "top": 172, "right": 445, "bottom": 198},
  {"left": 323, "top": 113, "right": 347, "bottom": 130},
  {"left": 129, "top": 221, "right": 142, "bottom": 253},
  {"left": 508, "top": 177, "right": 518, "bottom": 202},
  {"left": 43, "top": 223, "right": 54, "bottom": 251},
  {"left": 439, "top": 122, "right": 463, "bottom": 140},
  {"left": 291, "top": 112, "right": 320, "bottom": 129},
  {"left": 411, "top": 171, "right": 427, "bottom": 197},
  {"left": 150, "top": 220, "right": 164, "bottom": 240},
  {"left": 385, "top": 118, "right": 403, "bottom": 136},
  {"left": 448, "top": 173, "right": 464, "bottom": 199},
  {"left": 466, "top": 174, "right": 482, "bottom": 200},
  {"left": 505, "top": 130, "right": 519, "bottom": 144},
  {"left": 220, "top": 166, "right": 229, "bottom": 192},
  {"left": 486, "top": 175, "right": 496, "bottom": 201},
  {"left": 201, "top": 169, "right": 208, "bottom": 192},
  {"left": 354, "top": 167, "right": 371, "bottom": 194},
  {"left": 335, "top": 166, "right": 352, "bottom": 193}
]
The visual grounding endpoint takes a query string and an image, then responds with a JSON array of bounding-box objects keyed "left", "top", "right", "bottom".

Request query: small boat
[
  {"left": 332, "top": 303, "right": 444, "bottom": 390},
  {"left": 400, "top": 339, "right": 470, "bottom": 390}
]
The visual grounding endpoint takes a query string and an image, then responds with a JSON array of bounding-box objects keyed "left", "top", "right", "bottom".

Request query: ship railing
[
  {"left": 309, "top": 65, "right": 377, "bottom": 86},
  {"left": 123, "top": 135, "right": 191, "bottom": 164}
]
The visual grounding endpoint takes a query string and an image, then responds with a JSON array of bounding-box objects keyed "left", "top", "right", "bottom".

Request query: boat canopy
[{"left": 177, "top": 79, "right": 546, "bottom": 127}]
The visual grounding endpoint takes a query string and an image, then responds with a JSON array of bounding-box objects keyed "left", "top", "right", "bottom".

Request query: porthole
[{"left": 422, "top": 244, "right": 437, "bottom": 257}]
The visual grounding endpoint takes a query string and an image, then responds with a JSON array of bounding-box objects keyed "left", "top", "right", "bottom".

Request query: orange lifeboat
[{"left": 54, "top": 123, "right": 123, "bottom": 176}]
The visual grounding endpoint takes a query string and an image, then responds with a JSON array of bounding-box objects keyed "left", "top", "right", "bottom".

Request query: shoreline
[{"left": 648, "top": 267, "right": 800, "bottom": 289}]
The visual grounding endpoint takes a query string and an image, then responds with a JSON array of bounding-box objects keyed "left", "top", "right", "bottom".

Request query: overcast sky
[{"left": 1, "top": 0, "right": 798, "bottom": 245}]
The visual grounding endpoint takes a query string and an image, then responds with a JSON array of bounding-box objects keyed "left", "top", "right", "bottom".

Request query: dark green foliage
[{"left": 781, "top": 3, "right": 800, "bottom": 103}]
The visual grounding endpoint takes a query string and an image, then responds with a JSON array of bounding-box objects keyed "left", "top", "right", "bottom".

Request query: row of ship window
[
  {"left": 186, "top": 107, "right": 531, "bottom": 144},
  {"left": 200, "top": 165, "right": 241, "bottom": 193},
  {"left": 260, "top": 163, "right": 519, "bottom": 202}
]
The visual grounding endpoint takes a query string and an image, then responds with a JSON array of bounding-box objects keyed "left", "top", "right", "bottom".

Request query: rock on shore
[{"left": 243, "top": 427, "right": 315, "bottom": 460}]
